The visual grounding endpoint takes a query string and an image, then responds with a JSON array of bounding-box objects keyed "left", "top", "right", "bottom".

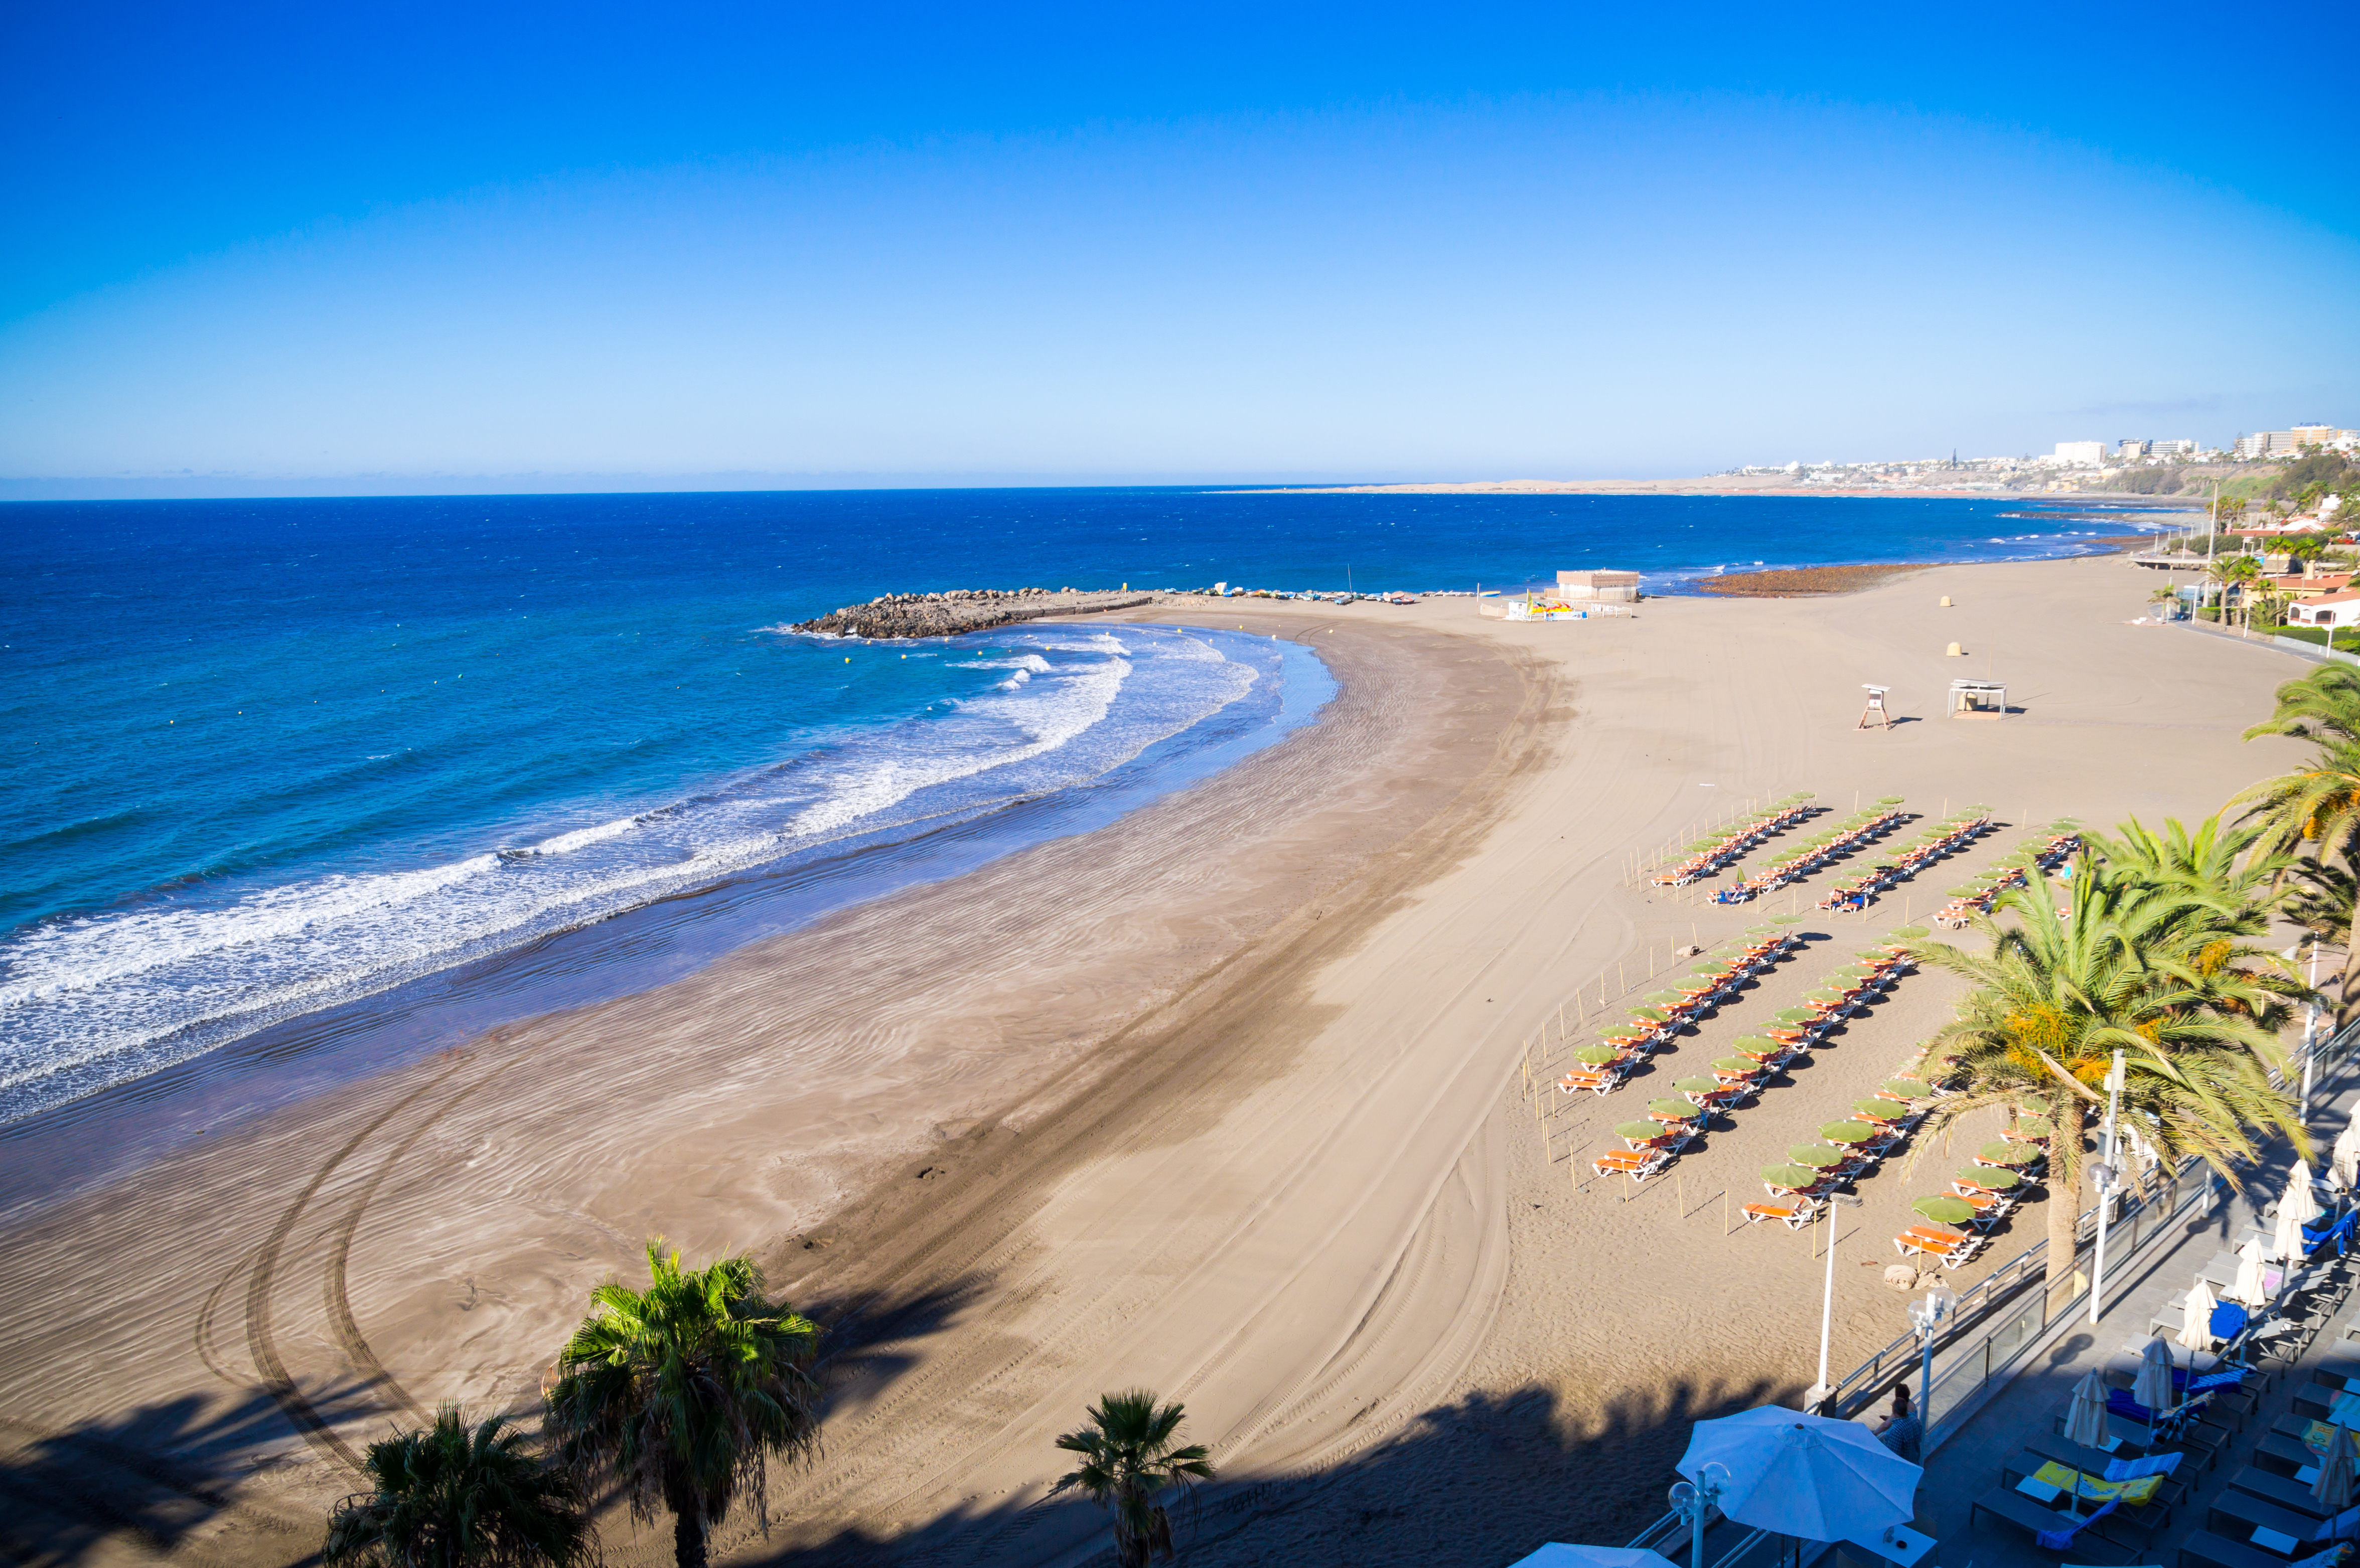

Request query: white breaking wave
[{"left": 0, "top": 626, "right": 1268, "bottom": 1122}]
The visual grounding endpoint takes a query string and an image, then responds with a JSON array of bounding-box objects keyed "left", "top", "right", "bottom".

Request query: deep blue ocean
[{"left": 0, "top": 487, "right": 2162, "bottom": 1133}]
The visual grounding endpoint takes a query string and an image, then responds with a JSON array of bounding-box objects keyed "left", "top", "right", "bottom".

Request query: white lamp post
[
  {"left": 1670, "top": 1462, "right": 1732, "bottom": 1568},
  {"left": 1907, "top": 1284, "right": 1960, "bottom": 1448},
  {"left": 2089, "top": 1049, "right": 2127, "bottom": 1324}
]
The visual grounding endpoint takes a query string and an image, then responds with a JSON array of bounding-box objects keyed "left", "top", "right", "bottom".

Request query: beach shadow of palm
[
  {"left": 0, "top": 1388, "right": 343, "bottom": 1568},
  {"left": 751, "top": 1378, "right": 1791, "bottom": 1567}
]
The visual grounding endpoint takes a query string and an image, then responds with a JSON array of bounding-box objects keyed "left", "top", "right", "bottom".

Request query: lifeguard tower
[{"left": 1948, "top": 679, "right": 2006, "bottom": 721}]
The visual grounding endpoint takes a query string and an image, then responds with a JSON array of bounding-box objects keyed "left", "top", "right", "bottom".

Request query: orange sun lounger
[{"left": 1593, "top": 1147, "right": 1672, "bottom": 1182}]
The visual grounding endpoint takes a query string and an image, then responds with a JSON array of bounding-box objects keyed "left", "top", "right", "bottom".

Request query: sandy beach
[{"left": 0, "top": 552, "right": 2316, "bottom": 1568}]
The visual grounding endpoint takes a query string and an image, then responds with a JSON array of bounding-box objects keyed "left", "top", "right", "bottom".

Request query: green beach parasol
[
  {"left": 1773, "top": 914, "right": 1804, "bottom": 924},
  {"left": 1912, "top": 1195, "right": 1977, "bottom": 1226},
  {"left": 1821, "top": 1122, "right": 1877, "bottom": 1144},
  {"left": 1959, "top": 1166, "right": 2022, "bottom": 1191},
  {"left": 1713, "top": 1056, "right": 1762, "bottom": 1074},
  {"left": 1732, "top": 1037, "right": 1785, "bottom": 1056},
  {"left": 1576, "top": 1045, "right": 1622, "bottom": 1066},
  {"left": 1616, "top": 1122, "right": 1663, "bottom": 1142},
  {"left": 1878, "top": 796, "right": 1905, "bottom": 805},
  {"left": 1745, "top": 923, "right": 1781, "bottom": 934},
  {"left": 2014, "top": 1115, "right": 2052, "bottom": 1135},
  {"left": 1761, "top": 1164, "right": 1825, "bottom": 1189},
  {"left": 1629, "top": 1006, "right": 1672, "bottom": 1022},
  {"left": 1789, "top": 1146, "right": 1846, "bottom": 1169},
  {"left": 1645, "top": 991, "right": 1687, "bottom": 1004},
  {"left": 1853, "top": 1099, "right": 1902, "bottom": 1120},
  {"left": 1881, "top": 1079, "right": 1932, "bottom": 1099},
  {"left": 1890, "top": 926, "right": 1929, "bottom": 939},
  {"left": 1649, "top": 1098, "right": 1699, "bottom": 1120},
  {"left": 1978, "top": 1141, "right": 2033, "bottom": 1166},
  {"left": 1673, "top": 1076, "right": 1722, "bottom": 1094},
  {"left": 1946, "top": 884, "right": 1985, "bottom": 897},
  {"left": 1774, "top": 1008, "right": 1821, "bottom": 1023}
]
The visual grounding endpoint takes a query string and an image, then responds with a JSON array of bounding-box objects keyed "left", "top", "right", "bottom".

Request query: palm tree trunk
[
  {"left": 2046, "top": 1097, "right": 2088, "bottom": 1319},
  {"left": 673, "top": 1510, "right": 707, "bottom": 1568}
]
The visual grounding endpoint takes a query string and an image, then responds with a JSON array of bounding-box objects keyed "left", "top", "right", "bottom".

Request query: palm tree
[
  {"left": 2234, "top": 663, "right": 2360, "bottom": 1016},
  {"left": 1048, "top": 1391, "right": 1214, "bottom": 1568},
  {"left": 1909, "top": 859, "right": 2306, "bottom": 1315},
  {"left": 325, "top": 1406, "right": 591, "bottom": 1568},
  {"left": 543, "top": 1245, "right": 821, "bottom": 1568}
]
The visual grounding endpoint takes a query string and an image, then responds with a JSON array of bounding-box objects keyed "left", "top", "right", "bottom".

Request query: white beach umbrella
[
  {"left": 2133, "top": 1336, "right": 2176, "bottom": 1415},
  {"left": 1676, "top": 1406, "right": 1920, "bottom": 1542},
  {"left": 2276, "top": 1201, "right": 2311, "bottom": 1265},
  {"left": 2179, "top": 1279, "right": 2219, "bottom": 1353},
  {"left": 1507, "top": 1550, "right": 1681, "bottom": 1568},
  {"left": 2230, "top": 1239, "right": 2273, "bottom": 1308},
  {"left": 2334, "top": 1123, "right": 2360, "bottom": 1190},
  {"left": 2288, "top": 1169, "right": 2327, "bottom": 1227},
  {"left": 2058, "top": 1371, "right": 2113, "bottom": 1514},
  {"left": 2317, "top": 1425, "right": 2359, "bottom": 1511}
]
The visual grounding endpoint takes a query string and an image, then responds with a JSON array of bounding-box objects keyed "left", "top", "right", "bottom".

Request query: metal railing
[
  {"left": 1618, "top": 1014, "right": 2360, "bottom": 1558},
  {"left": 1823, "top": 1011, "right": 2360, "bottom": 1438}
]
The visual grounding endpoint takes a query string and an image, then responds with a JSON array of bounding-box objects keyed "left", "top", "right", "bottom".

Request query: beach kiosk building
[{"left": 1557, "top": 569, "right": 1641, "bottom": 602}]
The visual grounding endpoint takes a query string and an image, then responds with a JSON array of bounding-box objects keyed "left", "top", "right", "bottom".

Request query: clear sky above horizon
[{"left": 6, "top": 2, "right": 2357, "bottom": 495}]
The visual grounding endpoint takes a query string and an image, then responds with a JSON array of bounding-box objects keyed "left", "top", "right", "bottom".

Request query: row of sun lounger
[
  {"left": 1647, "top": 800, "right": 1818, "bottom": 887},
  {"left": 1931, "top": 830, "right": 2082, "bottom": 928},
  {"left": 1558, "top": 928, "right": 1805, "bottom": 1099},
  {"left": 1815, "top": 812, "right": 1997, "bottom": 912},
  {"left": 1579, "top": 942, "right": 1930, "bottom": 1213},
  {"left": 1713, "top": 805, "right": 1908, "bottom": 904}
]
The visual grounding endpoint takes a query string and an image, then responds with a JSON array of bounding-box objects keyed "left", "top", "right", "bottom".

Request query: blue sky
[{"left": 5, "top": 2, "right": 2356, "bottom": 494}]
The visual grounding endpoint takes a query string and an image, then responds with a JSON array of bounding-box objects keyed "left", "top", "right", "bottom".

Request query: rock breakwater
[{"left": 789, "top": 587, "right": 1159, "bottom": 640}]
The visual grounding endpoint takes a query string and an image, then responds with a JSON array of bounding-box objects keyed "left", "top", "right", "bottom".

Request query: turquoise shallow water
[{"left": 0, "top": 486, "right": 2154, "bottom": 1129}]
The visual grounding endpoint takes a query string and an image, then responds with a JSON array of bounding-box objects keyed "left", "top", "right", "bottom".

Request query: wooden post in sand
[{"left": 1617, "top": 961, "right": 1626, "bottom": 995}]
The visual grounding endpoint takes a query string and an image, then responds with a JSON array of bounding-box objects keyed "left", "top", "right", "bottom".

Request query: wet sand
[{"left": 0, "top": 554, "right": 2313, "bottom": 1568}]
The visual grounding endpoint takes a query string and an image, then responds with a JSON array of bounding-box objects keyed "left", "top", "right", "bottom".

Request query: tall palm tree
[
  {"left": 543, "top": 1245, "right": 821, "bottom": 1568},
  {"left": 1910, "top": 862, "right": 2307, "bottom": 1315},
  {"left": 325, "top": 1406, "right": 591, "bottom": 1568},
  {"left": 1048, "top": 1391, "right": 1214, "bottom": 1568},
  {"left": 2234, "top": 664, "right": 2360, "bottom": 1015}
]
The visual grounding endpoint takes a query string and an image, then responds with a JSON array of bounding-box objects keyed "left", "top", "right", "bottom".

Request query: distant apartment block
[
  {"left": 2236, "top": 426, "right": 2360, "bottom": 458},
  {"left": 2053, "top": 440, "right": 2106, "bottom": 466}
]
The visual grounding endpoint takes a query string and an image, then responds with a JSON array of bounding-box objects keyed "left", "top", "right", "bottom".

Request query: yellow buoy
[
  {"left": 1939, "top": 595, "right": 1952, "bottom": 607},
  {"left": 1945, "top": 642, "right": 1964, "bottom": 657}
]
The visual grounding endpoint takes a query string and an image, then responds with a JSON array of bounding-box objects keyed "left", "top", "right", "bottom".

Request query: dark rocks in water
[{"left": 789, "top": 587, "right": 1158, "bottom": 640}]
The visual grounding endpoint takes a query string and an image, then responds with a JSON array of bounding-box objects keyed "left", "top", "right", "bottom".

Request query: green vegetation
[
  {"left": 1908, "top": 825, "right": 2306, "bottom": 1314},
  {"left": 544, "top": 1245, "right": 822, "bottom": 1568},
  {"left": 324, "top": 1408, "right": 591, "bottom": 1568},
  {"left": 1050, "top": 1391, "right": 1215, "bottom": 1568},
  {"left": 2236, "top": 664, "right": 2360, "bottom": 1022}
]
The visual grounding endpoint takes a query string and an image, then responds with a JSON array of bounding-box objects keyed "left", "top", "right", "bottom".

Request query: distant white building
[
  {"left": 2054, "top": 440, "right": 2106, "bottom": 466},
  {"left": 2118, "top": 438, "right": 2151, "bottom": 459},
  {"left": 2153, "top": 439, "right": 2198, "bottom": 457}
]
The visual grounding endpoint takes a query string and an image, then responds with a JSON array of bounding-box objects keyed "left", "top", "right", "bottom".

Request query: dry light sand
[{"left": 0, "top": 554, "right": 2314, "bottom": 1568}]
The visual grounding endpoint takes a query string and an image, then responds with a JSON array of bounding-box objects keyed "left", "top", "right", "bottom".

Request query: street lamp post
[
  {"left": 2089, "top": 1050, "right": 2127, "bottom": 1325},
  {"left": 1907, "top": 1284, "right": 1960, "bottom": 1452},
  {"left": 1670, "top": 1463, "right": 1732, "bottom": 1568}
]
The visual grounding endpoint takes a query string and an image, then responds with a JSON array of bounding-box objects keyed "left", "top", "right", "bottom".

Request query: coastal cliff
[{"left": 790, "top": 586, "right": 1156, "bottom": 639}]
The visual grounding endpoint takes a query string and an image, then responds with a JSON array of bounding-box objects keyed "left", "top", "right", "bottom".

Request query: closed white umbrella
[
  {"left": 2317, "top": 1425, "right": 2358, "bottom": 1511},
  {"left": 2230, "top": 1239, "right": 2273, "bottom": 1308},
  {"left": 2060, "top": 1371, "right": 2111, "bottom": 1515},
  {"left": 2179, "top": 1279, "right": 2219, "bottom": 1353},
  {"left": 2279, "top": 1169, "right": 2327, "bottom": 1261},
  {"left": 2133, "top": 1336, "right": 2176, "bottom": 1414},
  {"left": 1676, "top": 1407, "right": 1921, "bottom": 1542},
  {"left": 2334, "top": 1123, "right": 2360, "bottom": 1190}
]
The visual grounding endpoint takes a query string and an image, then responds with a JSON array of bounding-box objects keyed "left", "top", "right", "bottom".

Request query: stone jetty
[{"left": 789, "top": 587, "right": 1158, "bottom": 640}]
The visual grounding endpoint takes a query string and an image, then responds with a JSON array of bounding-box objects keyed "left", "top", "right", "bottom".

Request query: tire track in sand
[{"left": 240, "top": 1059, "right": 473, "bottom": 1472}]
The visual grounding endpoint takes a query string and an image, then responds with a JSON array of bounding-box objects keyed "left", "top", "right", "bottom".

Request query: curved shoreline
[{"left": 0, "top": 553, "right": 2313, "bottom": 1568}]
